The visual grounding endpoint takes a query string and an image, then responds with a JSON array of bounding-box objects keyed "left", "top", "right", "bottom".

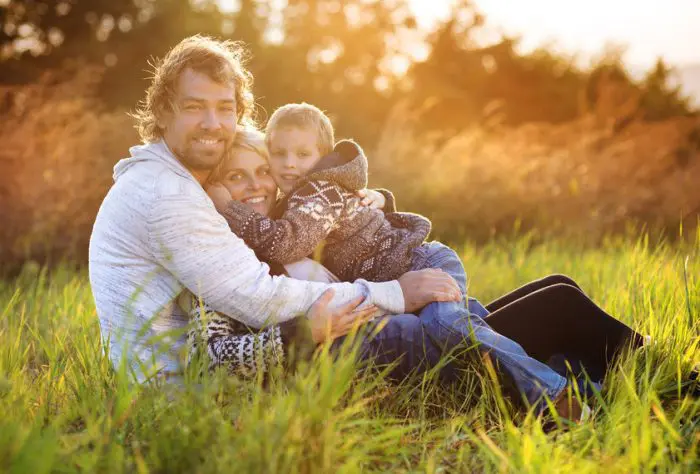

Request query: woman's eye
[
  {"left": 226, "top": 173, "right": 243, "bottom": 181},
  {"left": 259, "top": 167, "right": 271, "bottom": 176}
]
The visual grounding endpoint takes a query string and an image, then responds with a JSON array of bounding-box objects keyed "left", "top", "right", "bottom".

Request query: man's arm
[
  {"left": 219, "top": 180, "right": 344, "bottom": 265},
  {"left": 147, "top": 192, "right": 403, "bottom": 329}
]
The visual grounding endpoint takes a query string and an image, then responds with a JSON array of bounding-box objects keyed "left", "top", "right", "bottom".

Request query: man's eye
[{"left": 220, "top": 106, "right": 236, "bottom": 114}]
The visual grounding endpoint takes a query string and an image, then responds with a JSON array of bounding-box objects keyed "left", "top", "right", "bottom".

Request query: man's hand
[
  {"left": 307, "top": 289, "right": 379, "bottom": 344},
  {"left": 398, "top": 269, "right": 462, "bottom": 313},
  {"left": 205, "top": 183, "right": 233, "bottom": 212},
  {"left": 356, "top": 189, "right": 386, "bottom": 210}
]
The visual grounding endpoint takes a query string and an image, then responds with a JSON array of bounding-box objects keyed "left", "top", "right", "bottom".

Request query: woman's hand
[
  {"left": 205, "top": 182, "right": 233, "bottom": 212},
  {"left": 307, "top": 289, "right": 379, "bottom": 343},
  {"left": 356, "top": 189, "right": 386, "bottom": 210}
]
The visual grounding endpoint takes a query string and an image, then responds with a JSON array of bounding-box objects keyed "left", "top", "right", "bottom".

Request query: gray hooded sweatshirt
[{"left": 88, "top": 141, "right": 404, "bottom": 381}]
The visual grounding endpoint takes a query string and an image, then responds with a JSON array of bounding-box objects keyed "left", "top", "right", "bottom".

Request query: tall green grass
[{"left": 1, "top": 232, "right": 698, "bottom": 473}]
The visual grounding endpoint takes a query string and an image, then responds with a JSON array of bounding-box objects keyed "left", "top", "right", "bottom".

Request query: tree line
[{"left": 1, "top": 0, "right": 694, "bottom": 147}]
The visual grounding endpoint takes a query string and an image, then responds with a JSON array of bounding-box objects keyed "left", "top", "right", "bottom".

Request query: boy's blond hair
[
  {"left": 208, "top": 127, "right": 268, "bottom": 183},
  {"left": 265, "top": 103, "right": 334, "bottom": 156}
]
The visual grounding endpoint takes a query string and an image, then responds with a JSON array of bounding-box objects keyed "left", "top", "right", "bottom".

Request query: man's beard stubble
[{"left": 175, "top": 134, "right": 233, "bottom": 173}]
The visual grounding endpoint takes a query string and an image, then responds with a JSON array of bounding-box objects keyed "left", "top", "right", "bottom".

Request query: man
[{"left": 88, "top": 35, "right": 461, "bottom": 382}]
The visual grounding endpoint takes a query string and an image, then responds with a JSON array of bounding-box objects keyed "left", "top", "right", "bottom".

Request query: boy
[{"left": 215, "top": 103, "right": 479, "bottom": 347}]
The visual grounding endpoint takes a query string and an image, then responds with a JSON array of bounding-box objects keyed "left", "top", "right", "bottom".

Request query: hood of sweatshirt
[
  {"left": 303, "top": 139, "right": 368, "bottom": 192},
  {"left": 112, "top": 140, "right": 193, "bottom": 183}
]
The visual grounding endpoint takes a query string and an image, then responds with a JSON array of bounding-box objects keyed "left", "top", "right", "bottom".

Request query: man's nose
[{"left": 201, "top": 108, "right": 222, "bottom": 130}]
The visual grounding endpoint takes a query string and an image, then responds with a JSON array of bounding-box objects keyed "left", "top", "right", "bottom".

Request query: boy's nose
[{"left": 284, "top": 155, "right": 297, "bottom": 168}]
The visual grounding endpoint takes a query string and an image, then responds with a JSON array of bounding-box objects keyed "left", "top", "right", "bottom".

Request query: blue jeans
[{"left": 411, "top": 242, "right": 567, "bottom": 408}]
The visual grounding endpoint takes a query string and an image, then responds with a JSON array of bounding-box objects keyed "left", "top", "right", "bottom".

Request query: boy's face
[{"left": 267, "top": 126, "right": 323, "bottom": 194}]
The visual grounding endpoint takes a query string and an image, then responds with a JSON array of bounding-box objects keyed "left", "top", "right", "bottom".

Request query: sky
[{"left": 409, "top": 0, "right": 700, "bottom": 69}]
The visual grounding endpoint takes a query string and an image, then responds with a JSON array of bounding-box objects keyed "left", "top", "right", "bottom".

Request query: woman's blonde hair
[
  {"left": 132, "top": 35, "right": 256, "bottom": 143},
  {"left": 208, "top": 127, "right": 269, "bottom": 183}
]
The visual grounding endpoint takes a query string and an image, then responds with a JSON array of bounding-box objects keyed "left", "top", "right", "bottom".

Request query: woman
[{"left": 191, "top": 128, "right": 647, "bottom": 421}]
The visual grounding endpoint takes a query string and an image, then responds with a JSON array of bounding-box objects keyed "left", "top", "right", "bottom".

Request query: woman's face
[{"left": 218, "top": 147, "right": 278, "bottom": 216}]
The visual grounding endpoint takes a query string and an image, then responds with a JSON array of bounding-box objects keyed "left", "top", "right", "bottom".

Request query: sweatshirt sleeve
[
  {"left": 219, "top": 180, "right": 344, "bottom": 265},
  {"left": 146, "top": 191, "right": 405, "bottom": 328}
]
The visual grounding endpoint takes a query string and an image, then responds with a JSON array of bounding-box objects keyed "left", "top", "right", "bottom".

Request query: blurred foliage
[
  {"left": 0, "top": 0, "right": 698, "bottom": 269},
  {"left": 1, "top": 0, "right": 694, "bottom": 141}
]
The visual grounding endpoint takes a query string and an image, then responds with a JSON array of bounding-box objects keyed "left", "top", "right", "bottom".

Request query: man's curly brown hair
[{"left": 132, "top": 35, "right": 256, "bottom": 143}]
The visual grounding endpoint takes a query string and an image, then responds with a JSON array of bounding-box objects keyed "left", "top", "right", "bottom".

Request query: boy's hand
[
  {"left": 205, "top": 183, "right": 233, "bottom": 212},
  {"left": 356, "top": 189, "right": 386, "bottom": 210}
]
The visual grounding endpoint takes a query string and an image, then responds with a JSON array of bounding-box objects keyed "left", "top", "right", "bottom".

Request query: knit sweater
[
  {"left": 88, "top": 140, "right": 405, "bottom": 381},
  {"left": 220, "top": 140, "right": 432, "bottom": 282}
]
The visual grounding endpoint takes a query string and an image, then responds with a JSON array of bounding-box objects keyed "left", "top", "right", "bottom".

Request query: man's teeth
[
  {"left": 198, "top": 138, "right": 219, "bottom": 145},
  {"left": 243, "top": 197, "right": 265, "bottom": 204}
]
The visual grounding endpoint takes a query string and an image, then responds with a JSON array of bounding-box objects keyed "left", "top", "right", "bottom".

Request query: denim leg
[
  {"left": 414, "top": 242, "right": 567, "bottom": 409},
  {"left": 468, "top": 298, "right": 490, "bottom": 319},
  {"left": 332, "top": 314, "right": 462, "bottom": 383}
]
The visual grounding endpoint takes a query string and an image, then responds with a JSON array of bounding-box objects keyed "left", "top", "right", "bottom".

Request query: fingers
[
  {"left": 338, "top": 304, "right": 378, "bottom": 325},
  {"left": 418, "top": 269, "right": 462, "bottom": 301},
  {"left": 356, "top": 189, "right": 367, "bottom": 198},
  {"left": 333, "top": 294, "right": 365, "bottom": 315},
  {"left": 332, "top": 306, "right": 378, "bottom": 338},
  {"left": 432, "top": 291, "right": 461, "bottom": 302},
  {"left": 310, "top": 288, "right": 336, "bottom": 312}
]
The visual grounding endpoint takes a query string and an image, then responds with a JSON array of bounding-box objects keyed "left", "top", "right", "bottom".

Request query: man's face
[
  {"left": 267, "top": 126, "right": 323, "bottom": 194},
  {"left": 160, "top": 68, "right": 237, "bottom": 175}
]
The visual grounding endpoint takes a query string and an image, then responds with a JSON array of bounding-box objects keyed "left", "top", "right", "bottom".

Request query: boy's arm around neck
[{"left": 219, "top": 179, "right": 345, "bottom": 265}]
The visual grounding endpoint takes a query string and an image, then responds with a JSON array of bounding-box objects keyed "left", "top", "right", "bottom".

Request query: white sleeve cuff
[{"left": 357, "top": 279, "right": 405, "bottom": 315}]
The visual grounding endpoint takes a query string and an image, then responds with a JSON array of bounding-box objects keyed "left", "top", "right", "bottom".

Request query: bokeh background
[{"left": 1, "top": 0, "right": 699, "bottom": 272}]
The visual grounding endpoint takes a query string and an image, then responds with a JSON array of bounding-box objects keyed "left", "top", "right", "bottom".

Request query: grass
[{"left": 1, "top": 232, "right": 698, "bottom": 473}]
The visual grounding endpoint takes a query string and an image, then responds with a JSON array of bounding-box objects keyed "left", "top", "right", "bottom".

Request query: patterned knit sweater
[{"left": 221, "top": 140, "right": 432, "bottom": 282}]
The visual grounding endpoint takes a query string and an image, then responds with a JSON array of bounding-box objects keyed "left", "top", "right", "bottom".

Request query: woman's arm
[{"left": 185, "top": 289, "right": 378, "bottom": 376}]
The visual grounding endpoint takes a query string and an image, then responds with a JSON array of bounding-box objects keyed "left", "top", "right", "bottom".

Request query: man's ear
[{"left": 155, "top": 107, "right": 170, "bottom": 130}]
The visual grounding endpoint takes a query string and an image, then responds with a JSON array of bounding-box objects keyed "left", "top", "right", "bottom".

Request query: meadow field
[{"left": 1, "top": 231, "right": 698, "bottom": 473}]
